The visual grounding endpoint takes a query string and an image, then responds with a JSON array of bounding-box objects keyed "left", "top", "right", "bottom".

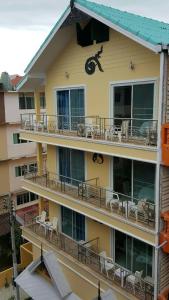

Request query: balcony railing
[
  {"left": 23, "top": 216, "right": 154, "bottom": 300},
  {"left": 24, "top": 169, "right": 156, "bottom": 229},
  {"left": 20, "top": 114, "right": 158, "bottom": 147}
]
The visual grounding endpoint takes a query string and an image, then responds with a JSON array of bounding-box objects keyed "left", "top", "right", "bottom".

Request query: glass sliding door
[
  {"left": 58, "top": 148, "right": 71, "bottom": 183},
  {"left": 58, "top": 147, "right": 85, "bottom": 185},
  {"left": 114, "top": 85, "right": 132, "bottom": 124},
  {"left": 70, "top": 89, "right": 85, "bottom": 130},
  {"left": 113, "top": 157, "right": 132, "bottom": 196},
  {"left": 133, "top": 161, "right": 155, "bottom": 202},
  {"left": 57, "top": 90, "right": 69, "bottom": 129},
  {"left": 61, "top": 206, "right": 85, "bottom": 241},
  {"left": 113, "top": 157, "right": 155, "bottom": 203},
  {"left": 113, "top": 82, "right": 155, "bottom": 132},
  {"left": 114, "top": 230, "right": 153, "bottom": 277},
  {"left": 57, "top": 88, "right": 84, "bottom": 130}
]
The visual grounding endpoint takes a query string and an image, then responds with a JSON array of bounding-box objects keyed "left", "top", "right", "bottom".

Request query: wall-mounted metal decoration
[
  {"left": 92, "top": 153, "right": 104, "bottom": 164},
  {"left": 85, "top": 46, "right": 104, "bottom": 75}
]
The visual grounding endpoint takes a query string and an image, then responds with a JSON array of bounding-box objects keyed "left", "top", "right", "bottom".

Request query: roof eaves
[
  {"left": 75, "top": 2, "right": 162, "bottom": 53},
  {"left": 16, "top": 73, "right": 45, "bottom": 91},
  {"left": 16, "top": 75, "right": 29, "bottom": 91},
  {"left": 24, "top": 5, "right": 71, "bottom": 75}
]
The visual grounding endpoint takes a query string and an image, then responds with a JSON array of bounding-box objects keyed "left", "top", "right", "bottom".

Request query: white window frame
[
  {"left": 54, "top": 85, "right": 87, "bottom": 117},
  {"left": 109, "top": 78, "right": 158, "bottom": 121},
  {"left": 110, "top": 157, "right": 156, "bottom": 203}
]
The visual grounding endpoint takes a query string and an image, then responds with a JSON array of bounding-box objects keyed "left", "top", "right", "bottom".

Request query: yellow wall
[
  {"left": 86, "top": 152, "right": 110, "bottom": 186},
  {"left": 0, "top": 242, "right": 33, "bottom": 288},
  {"left": 48, "top": 201, "right": 60, "bottom": 220},
  {"left": 46, "top": 145, "right": 57, "bottom": 174},
  {"left": 47, "top": 145, "right": 110, "bottom": 185},
  {"left": 0, "top": 126, "right": 7, "bottom": 161},
  {"left": 46, "top": 29, "right": 160, "bottom": 118},
  {"left": 87, "top": 219, "right": 111, "bottom": 255}
]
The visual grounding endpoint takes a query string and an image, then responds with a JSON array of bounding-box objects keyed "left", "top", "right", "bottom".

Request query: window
[
  {"left": 15, "top": 162, "right": 37, "bottom": 177},
  {"left": 16, "top": 192, "right": 38, "bottom": 206},
  {"left": 61, "top": 206, "right": 85, "bottom": 241},
  {"left": 113, "top": 157, "right": 155, "bottom": 202},
  {"left": 15, "top": 165, "right": 27, "bottom": 177},
  {"left": 13, "top": 133, "right": 27, "bottom": 144},
  {"left": 59, "top": 147, "right": 85, "bottom": 185},
  {"left": 40, "top": 92, "right": 46, "bottom": 109},
  {"left": 19, "top": 93, "right": 35, "bottom": 109},
  {"left": 114, "top": 230, "right": 153, "bottom": 277},
  {"left": 113, "top": 82, "right": 155, "bottom": 130},
  {"left": 57, "top": 88, "right": 84, "bottom": 130}
]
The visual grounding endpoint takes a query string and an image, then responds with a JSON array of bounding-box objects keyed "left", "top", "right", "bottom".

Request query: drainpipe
[{"left": 154, "top": 50, "right": 168, "bottom": 300}]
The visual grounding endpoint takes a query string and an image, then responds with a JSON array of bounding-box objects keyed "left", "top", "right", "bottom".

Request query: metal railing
[
  {"left": 20, "top": 113, "right": 158, "bottom": 147},
  {"left": 23, "top": 216, "right": 154, "bottom": 300},
  {"left": 24, "top": 169, "right": 156, "bottom": 229}
]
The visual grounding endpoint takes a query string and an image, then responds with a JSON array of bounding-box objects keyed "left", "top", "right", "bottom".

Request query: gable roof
[
  {"left": 76, "top": 0, "right": 169, "bottom": 47},
  {"left": 17, "top": 0, "right": 169, "bottom": 90},
  {"left": 15, "top": 251, "right": 81, "bottom": 300}
]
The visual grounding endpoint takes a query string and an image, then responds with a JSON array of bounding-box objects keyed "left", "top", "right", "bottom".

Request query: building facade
[
  {"left": 0, "top": 73, "right": 46, "bottom": 222},
  {"left": 17, "top": 1, "right": 169, "bottom": 299}
]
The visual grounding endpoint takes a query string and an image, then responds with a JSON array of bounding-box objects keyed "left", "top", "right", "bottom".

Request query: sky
[{"left": 1, "top": 0, "right": 169, "bottom": 76}]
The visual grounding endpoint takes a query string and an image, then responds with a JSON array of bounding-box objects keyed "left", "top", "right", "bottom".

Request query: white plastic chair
[
  {"left": 99, "top": 251, "right": 115, "bottom": 278},
  {"left": 105, "top": 189, "right": 113, "bottom": 207},
  {"left": 106, "top": 190, "right": 119, "bottom": 210},
  {"left": 126, "top": 270, "right": 143, "bottom": 294},
  {"left": 118, "top": 120, "right": 130, "bottom": 142},
  {"left": 85, "top": 118, "right": 95, "bottom": 138},
  {"left": 36, "top": 211, "right": 46, "bottom": 226},
  {"left": 48, "top": 217, "right": 58, "bottom": 239}
]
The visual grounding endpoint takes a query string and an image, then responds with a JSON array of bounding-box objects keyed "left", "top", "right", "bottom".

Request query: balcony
[
  {"left": 24, "top": 170, "right": 156, "bottom": 231},
  {"left": 21, "top": 114, "right": 158, "bottom": 147},
  {"left": 22, "top": 216, "right": 154, "bottom": 300}
]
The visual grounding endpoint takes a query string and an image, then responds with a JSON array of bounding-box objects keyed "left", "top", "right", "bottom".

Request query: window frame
[
  {"left": 19, "top": 93, "right": 35, "bottom": 110},
  {"left": 110, "top": 79, "right": 158, "bottom": 122}
]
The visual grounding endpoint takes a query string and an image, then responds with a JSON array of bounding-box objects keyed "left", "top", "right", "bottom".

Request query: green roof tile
[{"left": 75, "top": 0, "right": 169, "bottom": 46}]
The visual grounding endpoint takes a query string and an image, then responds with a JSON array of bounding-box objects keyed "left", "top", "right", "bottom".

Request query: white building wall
[
  {"left": 9, "top": 157, "right": 37, "bottom": 192},
  {"left": 4, "top": 92, "right": 20, "bottom": 123},
  {"left": 6, "top": 125, "right": 37, "bottom": 159},
  {"left": 4, "top": 92, "right": 36, "bottom": 123}
]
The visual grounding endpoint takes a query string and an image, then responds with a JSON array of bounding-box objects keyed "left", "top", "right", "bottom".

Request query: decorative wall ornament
[
  {"left": 85, "top": 46, "right": 104, "bottom": 75},
  {"left": 92, "top": 153, "right": 104, "bottom": 164}
]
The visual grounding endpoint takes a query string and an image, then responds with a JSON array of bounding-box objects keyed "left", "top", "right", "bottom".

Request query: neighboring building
[
  {"left": 17, "top": 0, "right": 169, "bottom": 299},
  {"left": 0, "top": 72, "right": 46, "bottom": 224}
]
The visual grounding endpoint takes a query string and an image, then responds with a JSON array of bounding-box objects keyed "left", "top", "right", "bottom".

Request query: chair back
[
  {"left": 40, "top": 211, "right": 46, "bottom": 222},
  {"left": 86, "top": 118, "right": 93, "bottom": 126},
  {"left": 135, "top": 270, "right": 143, "bottom": 283},
  {"left": 52, "top": 217, "right": 58, "bottom": 230},
  {"left": 112, "top": 192, "right": 119, "bottom": 201},
  {"left": 106, "top": 190, "right": 113, "bottom": 204},
  {"left": 99, "top": 251, "right": 106, "bottom": 269},
  {"left": 121, "top": 120, "right": 129, "bottom": 139}
]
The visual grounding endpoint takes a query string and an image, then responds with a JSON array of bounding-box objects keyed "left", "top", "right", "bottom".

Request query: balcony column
[
  {"left": 34, "top": 91, "right": 41, "bottom": 121},
  {"left": 37, "top": 143, "right": 43, "bottom": 175}
]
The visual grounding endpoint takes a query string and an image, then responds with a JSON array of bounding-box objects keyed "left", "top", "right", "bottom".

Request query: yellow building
[{"left": 17, "top": 1, "right": 169, "bottom": 299}]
